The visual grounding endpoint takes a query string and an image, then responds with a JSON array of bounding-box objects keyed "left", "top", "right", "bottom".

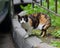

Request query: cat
[{"left": 18, "top": 12, "right": 51, "bottom": 37}]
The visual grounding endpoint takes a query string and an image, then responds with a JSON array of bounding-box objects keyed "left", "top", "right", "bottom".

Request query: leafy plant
[
  {"left": 51, "top": 41, "right": 60, "bottom": 48},
  {"left": 20, "top": 3, "right": 60, "bottom": 26},
  {"left": 20, "top": 4, "right": 47, "bottom": 15}
]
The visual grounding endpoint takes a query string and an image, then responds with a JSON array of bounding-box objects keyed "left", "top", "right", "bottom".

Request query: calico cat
[{"left": 18, "top": 12, "right": 51, "bottom": 37}]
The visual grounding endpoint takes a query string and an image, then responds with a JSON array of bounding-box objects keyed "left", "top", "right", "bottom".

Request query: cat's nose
[{"left": 22, "top": 22, "right": 25, "bottom": 24}]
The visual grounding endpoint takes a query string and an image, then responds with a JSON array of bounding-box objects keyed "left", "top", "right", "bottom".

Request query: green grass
[
  {"left": 32, "top": 29, "right": 41, "bottom": 36},
  {"left": 51, "top": 41, "right": 60, "bottom": 48},
  {"left": 51, "top": 30, "right": 60, "bottom": 38}
]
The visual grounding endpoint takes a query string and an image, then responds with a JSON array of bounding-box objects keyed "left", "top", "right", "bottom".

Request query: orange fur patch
[
  {"left": 29, "top": 18, "right": 32, "bottom": 26},
  {"left": 39, "top": 14, "right": 47, "bottom": 24}
]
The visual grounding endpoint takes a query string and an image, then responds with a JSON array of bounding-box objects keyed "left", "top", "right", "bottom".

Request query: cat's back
[{"left": 37, "top": 13, "right": 51, "bottom": 24}]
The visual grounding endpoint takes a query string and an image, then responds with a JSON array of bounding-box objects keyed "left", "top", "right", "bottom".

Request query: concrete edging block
[{"left": 22, "top": 36, "right": 42, "bottom": 48}]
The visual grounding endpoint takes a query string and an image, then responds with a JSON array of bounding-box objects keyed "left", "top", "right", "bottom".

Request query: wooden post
[
  {"left": 46, "top": 0, "right": 49, "bottom": 13},
  {"left": 55, "top": 0, "right": 57, "bottom": 13},
  {"left": 21, "top": 0, "right": 24, "bottom": 3},
  {"left": 32, "top": 0, "right": 35, "bottom": 8},
  {"left": 40, "top": 0, "right": 42, "bottom": 6},
  {"left": 47, "top": 0, "right": 49, "bottom": 9}
]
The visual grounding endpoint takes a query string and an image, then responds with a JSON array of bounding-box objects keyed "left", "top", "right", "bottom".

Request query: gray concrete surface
[
  {"left": 12, "top": 19, "right": 27, "bottom": 48},
  {"left": 13, "top": 0, "right": 40, "bottom": 4},
  {"left": 23, "top": 36, "right": 42, "bottom": 48}
]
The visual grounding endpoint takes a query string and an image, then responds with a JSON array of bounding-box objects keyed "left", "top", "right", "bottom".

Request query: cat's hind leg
[{"left": 40, "top": 29, "right": 46, "bottom": 37}]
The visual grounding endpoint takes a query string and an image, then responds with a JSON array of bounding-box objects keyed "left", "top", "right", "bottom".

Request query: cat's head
[{"left": 18, "top": 15, "right": 28, "bottom": 24}]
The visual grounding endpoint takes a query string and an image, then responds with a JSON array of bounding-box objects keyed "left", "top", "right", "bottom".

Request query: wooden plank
[{"left": 55, "top": 0, "right": 57, "bottom": 13}]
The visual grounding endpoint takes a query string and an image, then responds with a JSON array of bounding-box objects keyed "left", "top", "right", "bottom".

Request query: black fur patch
[
  {"left": 18, "top": 15, "right": 28, "bottom": 22},
  {"left": 29, "top": 15, "right": 39, "bottom": 29}
]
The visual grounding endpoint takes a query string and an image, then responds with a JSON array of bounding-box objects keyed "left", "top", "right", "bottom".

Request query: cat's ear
[{"left": 25, "top": 15, "right": 28, "bottom": 18}]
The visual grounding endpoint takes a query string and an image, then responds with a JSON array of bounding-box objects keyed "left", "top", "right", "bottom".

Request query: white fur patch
[
  {"left": 24, "top": 34, "right": 29, "bottom": 38},
  {"left": 20, "top": 18, "right": 26, "bottom": 23},
  {"left": 36, "top": 24, "right": 44, "bottom": 30}
]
